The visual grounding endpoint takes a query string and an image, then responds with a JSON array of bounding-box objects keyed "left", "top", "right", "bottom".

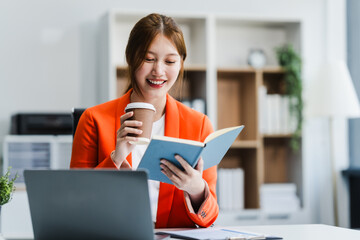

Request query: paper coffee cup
[{"left": 125, "top": 102, "right": 156, "bottom": 144}]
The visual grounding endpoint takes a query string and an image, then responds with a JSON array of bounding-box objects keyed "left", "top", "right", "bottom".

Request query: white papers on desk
[{"left": 157, "top": 228, "right": 266, "bottom": 240}]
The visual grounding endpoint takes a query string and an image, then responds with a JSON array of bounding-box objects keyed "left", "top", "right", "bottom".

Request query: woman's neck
[{"left": 130, "top": 91, "right": 166, "bottom": 121}]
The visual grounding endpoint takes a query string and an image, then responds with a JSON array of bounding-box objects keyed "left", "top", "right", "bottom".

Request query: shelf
[
  {"left": 231, "top": 140, "right": 259, "bottom": 148},
  {"left": 184, "top": 65, "right": 207, "bottom": 71},
  {"left": 217, "top": 66, "right": 284, "bottom": 74},
  {"left": 262, "top": 134, "right": 294, "bottom": 138}
]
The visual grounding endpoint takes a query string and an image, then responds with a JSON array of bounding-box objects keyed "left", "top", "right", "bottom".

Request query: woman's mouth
[{"left": 147, "top": 79, "right": 166, "bottom": 88}]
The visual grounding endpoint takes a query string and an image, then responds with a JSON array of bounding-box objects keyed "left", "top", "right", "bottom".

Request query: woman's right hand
[{"left": 112, "top": 111, "right": 143, "bottom": 168}]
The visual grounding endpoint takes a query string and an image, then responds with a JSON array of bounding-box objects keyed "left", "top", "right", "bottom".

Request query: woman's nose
[{"left": 152, "top": 61, "right": 165, "bottom": 76}]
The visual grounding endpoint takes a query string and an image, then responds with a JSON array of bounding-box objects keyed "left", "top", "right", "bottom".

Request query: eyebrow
[{"left": 147, "top": 51, "right": 180, "bottom": 57}]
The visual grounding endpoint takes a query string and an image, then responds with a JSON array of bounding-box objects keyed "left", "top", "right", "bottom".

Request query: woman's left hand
[{"left": 160, "top": 155, "right": 206, "bottom": 198}]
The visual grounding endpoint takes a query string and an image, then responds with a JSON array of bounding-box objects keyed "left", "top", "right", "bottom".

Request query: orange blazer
[{"left": 70, "top": 89, "right": 219, "bottom": 228}]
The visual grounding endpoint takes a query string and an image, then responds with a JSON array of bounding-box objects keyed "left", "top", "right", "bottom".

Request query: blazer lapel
[{"left": 156, "top": 94, "right": 179, "bottom": 227}]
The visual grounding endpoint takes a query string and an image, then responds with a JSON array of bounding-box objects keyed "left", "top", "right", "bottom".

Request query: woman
[{"left": 70, "top": 13, "right": 219, "bottom": 228}]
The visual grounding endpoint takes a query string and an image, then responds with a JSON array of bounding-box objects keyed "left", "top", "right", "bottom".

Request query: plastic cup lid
[{"left": 125, "top": 102, "right": 156, "bottom": 112}]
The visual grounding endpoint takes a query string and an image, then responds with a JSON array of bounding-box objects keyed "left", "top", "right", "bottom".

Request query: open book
[{"left": 137, "top": 125, "right": 244, "bottom": 184}]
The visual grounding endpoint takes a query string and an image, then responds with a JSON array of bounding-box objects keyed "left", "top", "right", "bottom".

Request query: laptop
[{"left": 24, "top": 169, "right": 167, "bottom": 240}]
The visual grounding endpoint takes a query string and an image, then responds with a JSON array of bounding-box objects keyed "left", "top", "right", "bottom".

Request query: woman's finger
[
  {"left": 160, "top": 159, "right": 186, "bottom": 179},
  {"left": 160, "top": 163, "right": 181, "bottom": 185},
  {"left": 120, "top": 120, "right": 143, "bottom": 128},
  {"left": 174, "top": 155, "right": 194, "bottom": 173},
  {"left": 120, "top": 111, "right": 134, "bottom": 124},
  {"left": 195, "top": 157, "right": 204, "bottom": 174},
  {"left": 118, "top": 127, "right": 142, "bottom": 138}
]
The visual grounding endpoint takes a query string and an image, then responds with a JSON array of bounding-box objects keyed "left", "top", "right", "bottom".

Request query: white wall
[{"left": 0, "top": 0, "right": 348, "bottom": 226}]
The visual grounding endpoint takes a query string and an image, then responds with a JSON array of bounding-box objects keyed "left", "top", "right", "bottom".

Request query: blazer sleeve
[
  {"left": 70, "top": 109, "right": 118, "bottom": 169},
  {"left": 183, "top": 115, "right": 219, "bottom": 227}
]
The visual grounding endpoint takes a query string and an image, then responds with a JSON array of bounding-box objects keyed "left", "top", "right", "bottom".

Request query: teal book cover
[{"left": 137, "top": 125, "right": 244, "bottom": 184}]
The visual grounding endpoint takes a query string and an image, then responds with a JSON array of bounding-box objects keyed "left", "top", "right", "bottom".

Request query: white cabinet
[
  {"left": 1, "top": 135, "right": 72, "bottom": 237},
  {"left": 98, "top": 10, "right": 307, "bottom": 225},
  {"left": 3, "top": 135, "right": 72, "bottom": 183}
]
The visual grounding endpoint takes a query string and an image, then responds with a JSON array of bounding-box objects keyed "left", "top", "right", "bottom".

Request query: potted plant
[
  {"left": 276, "top": 44, "right": 303, "bottom": 151},
  {"left": 0, "top": 167, "right": 19, "bottom": 216}
]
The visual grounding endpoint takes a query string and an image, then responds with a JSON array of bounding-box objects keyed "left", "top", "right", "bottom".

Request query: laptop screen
[{"left": 24, "top": 169, "right": 155, "bottom": 240}]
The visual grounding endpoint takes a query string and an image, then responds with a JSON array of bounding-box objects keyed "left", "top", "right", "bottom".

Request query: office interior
[{"left": 1, "top": 0, "right": 360, "bottom": 236}]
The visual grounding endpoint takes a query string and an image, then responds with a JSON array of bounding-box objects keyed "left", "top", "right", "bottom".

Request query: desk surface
[
  {"left": 2, "top": 224, "right": 360, "bottom": 240},
  {"left": 227, "top": 224, "right": 360, "bottom": 239}
]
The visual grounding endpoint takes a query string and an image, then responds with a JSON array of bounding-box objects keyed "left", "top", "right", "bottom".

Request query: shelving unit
[{"left": 98, "top": 10, "right": 306, "bottom": 225}]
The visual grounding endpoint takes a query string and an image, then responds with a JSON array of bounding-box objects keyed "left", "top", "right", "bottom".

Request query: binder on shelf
[{"left": 218, "top": 168, "right": 244, "bottom": 211}]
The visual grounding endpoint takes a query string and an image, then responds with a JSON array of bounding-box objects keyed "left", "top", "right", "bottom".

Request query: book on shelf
[
  {"left": 138, "top": 125, "right": 244, "bottom": 184},
  {"left": 258, "top": 87, "right": 297, "bottom": 135},
  {"left": 218, "top": 168, "right": 244, "bottom": 211}
]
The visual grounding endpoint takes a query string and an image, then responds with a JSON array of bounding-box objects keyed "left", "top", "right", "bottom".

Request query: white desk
[
  {"left": 1, "top": 224, "right": 360, "bottom": 240},
  {"left": 226, "top": 224, "right": 360, "bottom": 239}
]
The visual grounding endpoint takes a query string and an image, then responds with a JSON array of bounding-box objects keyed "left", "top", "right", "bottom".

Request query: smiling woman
[
  {"left": 133, "top": 34, "right": 182, "bottom": 108},
  {"left": 70, "top": 13, "right": 219, "bottom": 228}
]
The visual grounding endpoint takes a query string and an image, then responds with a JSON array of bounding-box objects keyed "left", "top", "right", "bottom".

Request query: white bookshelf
[{"left": 97, "top": 10, "right": 308, "bottom": 225}]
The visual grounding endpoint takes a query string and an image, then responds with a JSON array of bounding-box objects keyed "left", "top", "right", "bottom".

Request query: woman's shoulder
[
  {"left": 85, "top": 90, "right": 131, "bottom": 116},
  {"left": 87, "top": 98, "right": 119, "bottom": 112},
  {"left": 82, "top": 98, "right": 121, "bottom": 121}
]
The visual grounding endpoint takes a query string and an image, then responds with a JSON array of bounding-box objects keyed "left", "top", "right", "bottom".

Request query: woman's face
[{"left": 135, "top": 34, "right": 181, "bottom": 101}]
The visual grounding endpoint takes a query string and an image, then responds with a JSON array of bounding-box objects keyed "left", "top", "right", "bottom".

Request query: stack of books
[
  {"left": 260, "top": 183, "right": 300, "bottom": 213},
  {"left": 258, "top": 86, "right": 297, "bottom": 135},
  {"left": 217, "top": 168, "right": 244, "bottom": 211}
]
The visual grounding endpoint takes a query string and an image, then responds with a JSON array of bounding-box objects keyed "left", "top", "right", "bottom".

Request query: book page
[
  {"left": 204, "top": 126, "right": 244, "bottom": 143},
  {"left": 152, "top": 135, "right": 205, "bottom": 147}
]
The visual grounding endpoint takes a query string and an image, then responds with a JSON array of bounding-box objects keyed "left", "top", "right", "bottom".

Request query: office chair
[{"left": 71, "top": 108, "right": 86, "bottom": 138}]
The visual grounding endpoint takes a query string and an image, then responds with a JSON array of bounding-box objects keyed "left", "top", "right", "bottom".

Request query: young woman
[{"left": 70, "top": 13, "right": 219, "bottom": 228}]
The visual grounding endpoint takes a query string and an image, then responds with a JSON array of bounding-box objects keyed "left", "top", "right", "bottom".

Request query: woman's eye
[
  {"left": 166, "top": 60, "right": 176, "bottom": 64},
  {"left": 145, "top": 58, "right": 155, "bottom": 62}
]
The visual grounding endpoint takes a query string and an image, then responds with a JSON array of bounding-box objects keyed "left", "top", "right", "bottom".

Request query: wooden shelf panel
[
  {"left": 217, "top": 66, "right": 284, "bottom": 74},
  {"left": 217, "top": 71, "right": 258, "bottom": 141},
  {"left": 184, "top": 65, "right": 207, "bottom": 71},
  {"left": 262, "top": 134, "right": 294, "bottom": 138},
  {"left": 231, "top": 140, "right": 259, "bottom": 148}
]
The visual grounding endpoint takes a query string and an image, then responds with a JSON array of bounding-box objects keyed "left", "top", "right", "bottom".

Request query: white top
[{"left": 132, "top": 115, "right": 165, "bottom": 223}]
